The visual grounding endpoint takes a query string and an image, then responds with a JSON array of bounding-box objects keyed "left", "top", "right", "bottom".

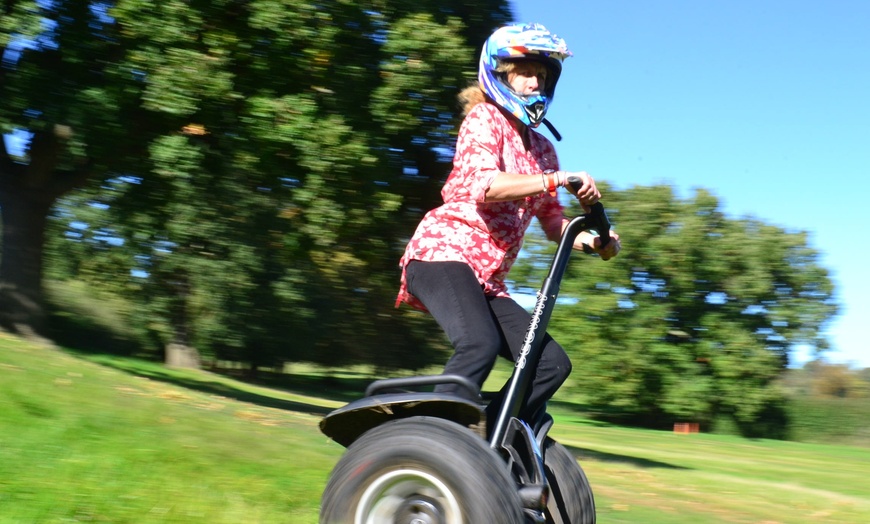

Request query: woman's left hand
[{"left": 577, "top": 230, "right": 621, "bottom": 260}]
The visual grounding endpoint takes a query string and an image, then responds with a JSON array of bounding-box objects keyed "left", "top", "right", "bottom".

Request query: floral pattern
[{"left": 396, "top": 102, "right": 566, "bottom": 311}]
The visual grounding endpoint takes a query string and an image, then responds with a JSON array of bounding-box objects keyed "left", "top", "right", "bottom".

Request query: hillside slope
[
  {"left": 0, "top": 334, "right": 341, "bottom": 523},
  {"left": 2, "top": 334, "right": 869, "bottom": 523}
]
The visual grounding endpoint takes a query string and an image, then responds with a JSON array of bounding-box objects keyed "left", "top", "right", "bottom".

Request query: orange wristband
[{"left": 547, "top": 173, "right": 557, "bottom": 196}]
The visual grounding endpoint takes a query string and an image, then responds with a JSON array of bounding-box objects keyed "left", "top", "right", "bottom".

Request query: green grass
[
  {"left": 548, "top": 412, "right": 870, "bottom": 523},
  {"left": 0, "top": 334, "right": 342, "bottom": 523},
  {"left": 2, "top": 334, "right": 869, "bottom": 523}
]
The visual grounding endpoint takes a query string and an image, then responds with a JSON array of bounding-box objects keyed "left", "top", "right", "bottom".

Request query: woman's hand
[
  {"left": 576, "top": 230, "right": 621, "bottom": 261},
  {"left": 563, "top": 171, "right": 600, "bottom": 210}
]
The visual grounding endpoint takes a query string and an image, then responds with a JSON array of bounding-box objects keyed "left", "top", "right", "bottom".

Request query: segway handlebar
[
  {"left": 567, "top": 175, "right": 611, "bottom": 249},
  {"left": 488, "top": 178, "right": 613, "bottom": 448}
]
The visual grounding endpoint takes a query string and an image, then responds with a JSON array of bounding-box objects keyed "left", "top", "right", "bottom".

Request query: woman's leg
[
  {"left": 486, "top": 296, "right": 572, "bottom": 422},
  {"left": 405, "top": 261, "right": 504, "bottom": 400}
]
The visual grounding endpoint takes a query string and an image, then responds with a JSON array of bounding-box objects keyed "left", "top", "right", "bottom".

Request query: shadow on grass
[
  {"left": 212, "top": 368, "right": 372, "bottom": 405},
  {"left": 116, "top": 362, "right": 335, "bottom": 415},
  {"left": 563, "top": 443, "right": 690, "bottom": 470},
  {"left": 82, "top": 356, "right": 378, "bottom": 417}
]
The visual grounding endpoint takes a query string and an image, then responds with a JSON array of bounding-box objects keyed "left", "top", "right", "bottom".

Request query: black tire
[
  {"left": 320, "top": 416, "right": 525, "bottom": 524},
  {"left": 543, "top": 437, "right": 596, "bottom": 524}
]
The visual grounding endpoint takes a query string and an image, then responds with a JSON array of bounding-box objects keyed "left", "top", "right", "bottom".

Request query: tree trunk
[
  {"left": 0, "top": 190, "right": 52, "bottom": 338},
  {"left": 165, "top": 343, "right": 202, "bottom": 369},
  {"left": 0, "top": 127, "right": 90, "bottom": 339},
  {"left": 163, "top": 290, "right": 202, "bottom": 369}
]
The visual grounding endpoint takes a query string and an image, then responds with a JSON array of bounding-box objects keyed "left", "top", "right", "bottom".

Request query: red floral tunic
[{"left": 396, "top": 102, "right": 566, "bottom": 311}]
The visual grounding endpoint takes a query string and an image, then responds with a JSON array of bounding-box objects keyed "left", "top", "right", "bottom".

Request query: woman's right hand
[{"left": 562, "top": 171, "right": 600, "bottom": 210}]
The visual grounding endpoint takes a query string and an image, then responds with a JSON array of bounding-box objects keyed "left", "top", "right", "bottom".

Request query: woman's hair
[
  {"left": 458, "top": 61, "right": 517, "bottom": 115},
  {"left": 458, "top": 61, "right": 548, "bottom": 116},
  {"left": 458, "top": 83, "right": 487, "bottom": 116}
]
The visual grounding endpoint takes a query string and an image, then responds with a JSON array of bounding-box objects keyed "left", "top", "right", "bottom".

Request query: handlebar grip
[
  {"left": 566, "top": 175, "right": 584, "bottom": 194},
  {"left": 566, "top": 175, "right": 611, "bottom": 248}
]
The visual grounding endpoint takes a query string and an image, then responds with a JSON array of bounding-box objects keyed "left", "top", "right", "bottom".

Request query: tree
[
  {"left": 1, "top": 1, "right": 138, "bottom": 336},
  {"left": 5, "top": 1, "right": 512, "bottom": 370},
  {"left": 513, "top": 184, "right": 838, "bottom": 431},
  {"left": 799, "top": 360, "right": 870, "bottom": 399}
]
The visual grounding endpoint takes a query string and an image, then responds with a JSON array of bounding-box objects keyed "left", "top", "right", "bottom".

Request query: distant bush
[
  {"left": 45, "top": 279, "right": 156, "bottom": 357},
  {"left": 786, "top": 395, "right": 870, "bottom": 447},
  {"left": 706, "top": 391, "right": 870, "bottom": 447}
]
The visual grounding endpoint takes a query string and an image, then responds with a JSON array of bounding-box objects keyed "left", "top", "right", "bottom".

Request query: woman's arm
[
  {"left": 485, "top": 171, "right": 600, "bottom": 203},
  {"left": 484, "top": 172, "right": 552, "bottom": 201}
]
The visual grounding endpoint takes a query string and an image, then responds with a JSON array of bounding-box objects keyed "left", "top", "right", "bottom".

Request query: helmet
[{"left": 478, "top": 23, "right": 572, "bottom": 127}]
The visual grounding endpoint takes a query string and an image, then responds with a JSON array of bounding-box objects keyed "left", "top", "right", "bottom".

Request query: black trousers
[{"left": 405, "top": 260, "right": 572, "bottom": 424}]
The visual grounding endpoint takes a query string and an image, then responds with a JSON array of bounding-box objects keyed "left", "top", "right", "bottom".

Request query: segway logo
[{"left": 516, "top": 291, "right": 547, "bottom": 369}]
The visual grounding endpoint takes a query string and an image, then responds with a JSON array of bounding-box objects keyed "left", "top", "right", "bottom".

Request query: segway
[{"left": 319, "top": 178, "right": 608, "bottom": 523}]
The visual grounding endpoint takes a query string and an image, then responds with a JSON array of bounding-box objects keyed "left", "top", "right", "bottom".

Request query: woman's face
[{"left": 507, "top": 61, "right": 549, "bottom": 96}]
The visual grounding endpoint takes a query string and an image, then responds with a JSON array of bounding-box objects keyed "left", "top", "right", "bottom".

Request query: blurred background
[
  {"left": 1, "top": 0, "right": 868, "bottom": 442},
  {"left": 511, "top": 0, "right": 870, "bottom": 372}
]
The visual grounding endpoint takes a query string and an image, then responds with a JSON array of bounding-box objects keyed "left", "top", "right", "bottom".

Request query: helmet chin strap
[
  {"left": 514, "top": 89, "right": 560, "bottom": 141},
  {"left": 501, "top": 81, "right": 562, "bottom": 140},
  {"left": 542, "top": 118, "right": 562, "bottom": 141}
]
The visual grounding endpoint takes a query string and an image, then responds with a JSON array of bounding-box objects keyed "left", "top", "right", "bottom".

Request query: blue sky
[{"left": 512, "top": 0, "right": 870, "bottom": 367}]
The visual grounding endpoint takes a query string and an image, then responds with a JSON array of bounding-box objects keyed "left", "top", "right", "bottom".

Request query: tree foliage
[
  {"left": 513, "top": 184, "right": 838, "bottom": 427},
  {"left": 3, "top": 2, "right": 841, "bottom": 425},
  {"left": 2, "top": 0, "right": 511, "bottom": 368},
  {"left": 1, "top": 0, "right": 134, "bottom": 335},
  {"left": 782, "top": 360, "right": 870, "bottom": 399}
]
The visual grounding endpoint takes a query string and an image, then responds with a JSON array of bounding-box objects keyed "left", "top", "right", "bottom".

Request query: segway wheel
[
  {"left": 543, "top": 437, "right": 596, "bottom": 524},
  {"left": 320, "top": 416, "right": 525, "bottom": 524}
]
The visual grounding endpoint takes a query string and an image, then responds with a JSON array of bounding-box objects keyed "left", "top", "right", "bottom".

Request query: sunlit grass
[
  {"left": 0, "top": 334, "right": 340, "bottom": 523},
  {"left": 2, "top": 333, "right": 868, "bottom": 523},
  {"left": 547, "top": 413, "right": 870, "bottom": 523}
]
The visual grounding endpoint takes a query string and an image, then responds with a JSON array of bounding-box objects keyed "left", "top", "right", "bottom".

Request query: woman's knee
[
  {"left": 545, "top": 341, "right": 572, "bottom": 382},
  {"left": 453, "top": 329, "right": 503, "bottom": 361}
]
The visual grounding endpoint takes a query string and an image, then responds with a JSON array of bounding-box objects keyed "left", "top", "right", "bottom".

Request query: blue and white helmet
[{"left": 479, "top": 23, "right": 572, "bottom": 127}]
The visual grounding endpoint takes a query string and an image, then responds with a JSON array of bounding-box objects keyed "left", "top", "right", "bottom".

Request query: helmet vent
[{"left": 525, "top": 102, "right": 546, "bottom": 125}]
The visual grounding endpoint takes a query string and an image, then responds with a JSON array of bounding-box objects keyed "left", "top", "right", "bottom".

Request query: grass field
[{"left": 2, "top": 333, "right": 869, "bottom": 523}]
